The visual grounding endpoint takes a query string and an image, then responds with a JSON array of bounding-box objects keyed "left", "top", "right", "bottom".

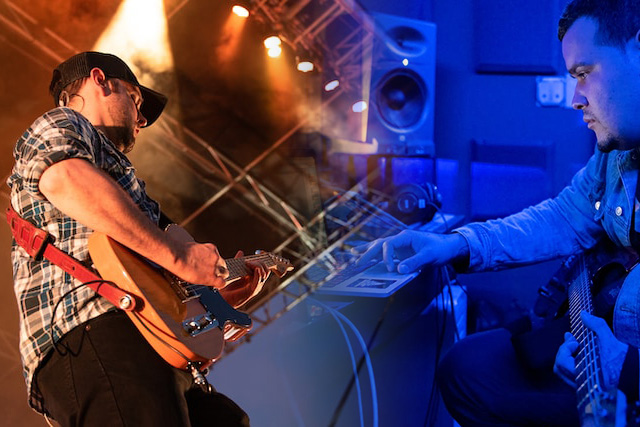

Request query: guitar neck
[
  {"left": 224, "top": 254, "right": 277, "bottom": 283},
  {"left": 568, "top": 255, "right": 616, "bottom": 425}
]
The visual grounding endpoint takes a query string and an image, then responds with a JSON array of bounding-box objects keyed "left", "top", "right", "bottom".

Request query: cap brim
[{"left": 139, "top": 85, "right": 167, "bottom": 127}]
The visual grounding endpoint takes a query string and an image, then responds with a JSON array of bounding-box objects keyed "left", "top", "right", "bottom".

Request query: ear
[{"left": 89, "top": 68, "right": 110, "bottom": 93}]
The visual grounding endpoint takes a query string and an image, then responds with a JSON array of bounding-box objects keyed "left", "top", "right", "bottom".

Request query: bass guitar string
[{"left": 570, "top": 257, "right": 603, "bottom": 415}]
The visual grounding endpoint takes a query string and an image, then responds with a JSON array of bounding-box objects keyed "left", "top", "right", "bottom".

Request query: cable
[
  {"left": 49, "top": 279, "right": 116, "bottom": 355},
  {"left": 332, "top": 304, "right": 379, "bottom": 427},
  {"left": 318, "top": 301, "right": 365, "bottom": 427},
  {"left": 50, "top": 279, "right": 197, "bottom": 363},
  {"left": 311, "top": 297, "right": 380, "bottom": 427},
  {"left": 424, "top": 265, "right": 457, "bottom": 427},
  {"left": 443, "top": 266, "right": 461, "bottom": 342},
  {"left": 430, "top": 202, "right": 450, "bottom": 232}
]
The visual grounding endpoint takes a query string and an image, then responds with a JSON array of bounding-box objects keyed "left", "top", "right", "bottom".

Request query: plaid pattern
[{"left": 7, "top": 107, "right": 160, "bottom": 414}]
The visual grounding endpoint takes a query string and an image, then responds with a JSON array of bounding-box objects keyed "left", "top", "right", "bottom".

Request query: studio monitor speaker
[{"left": 367, "top": 14, "right": 436, "bottom": 156}]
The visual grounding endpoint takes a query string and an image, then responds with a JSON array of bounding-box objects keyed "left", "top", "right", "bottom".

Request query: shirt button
[
  {"left": 615, "top": 206, "right": 623, "bottom": 216},
  {"left": 595, "top": 201, "right": 601, "bottom": 210}
]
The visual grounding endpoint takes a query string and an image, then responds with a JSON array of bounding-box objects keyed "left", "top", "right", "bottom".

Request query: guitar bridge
[
  {"left": 183, "top": 313, "right": 219, "bottom": 336},
  {"left": 165, "top": 272, "right": 201, "bottom": 303}
]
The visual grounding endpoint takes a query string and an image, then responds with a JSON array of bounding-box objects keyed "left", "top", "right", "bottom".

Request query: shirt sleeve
[
  {"left": 452, "top": 151, "right": 607, "bottom": 272},
  {"left": 15, "top": 109, "right": 96, "bottom": 200}
]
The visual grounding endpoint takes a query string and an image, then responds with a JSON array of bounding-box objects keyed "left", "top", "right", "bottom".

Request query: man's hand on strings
[
  {"left": 553, "top": 332, "right": 579, "bottom": 388},
  {"left": 219, "top": 251, "right": 271, "bottom": 308},
  {"left": 164, "top": 224, "right": 228, "bottom": 289},
  {"left": 554, "top": 311, "right": 628, "bottom": 390}
]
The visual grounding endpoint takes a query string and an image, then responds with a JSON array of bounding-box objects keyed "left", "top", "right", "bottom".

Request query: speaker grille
[{"left": 373, "top": 69, "right": 429, "bottom": 133}]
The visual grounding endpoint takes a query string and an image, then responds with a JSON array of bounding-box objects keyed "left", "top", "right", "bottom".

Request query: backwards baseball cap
[{"left": 49, "top": 51, "right": 168, "bottom": 127}]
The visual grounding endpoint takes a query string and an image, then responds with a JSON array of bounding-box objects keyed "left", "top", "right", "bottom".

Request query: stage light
[
  {"left": 294, "top": 53, "right": 314, "bottom": 72},
  {"left": 232, "top": 5, "right": 249, "bottom": 18},
  {"left": 264, "top": 36, "right": 282, "bottom": 58},
  {"left": 297, "top": 60, "right": 314, "bottom": 72},
  {"left": 352, "top": 101, "right": 368, "bottom": 113},
  {"left": 402, "top": 58, "right": 409, "bottom": 66},
  {"left": 264, "top": 36, "right": 282, "bottom": 49},
  {"left": 218, "top": 2, "right": 249, "bottom": 65},
  {"left": 267, "top": 46, "right": 282, "bottom": 58},
  {"left": 324, "top": 80, "right": 339, "bottom": 91}
]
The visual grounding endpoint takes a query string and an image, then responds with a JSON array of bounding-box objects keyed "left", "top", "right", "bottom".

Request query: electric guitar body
[{"left": 88, "top": 232, "right": 292, "bottom": 372}]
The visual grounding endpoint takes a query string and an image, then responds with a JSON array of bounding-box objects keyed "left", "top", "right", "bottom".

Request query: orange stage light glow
[
  {"left": 93, "top": 0, "right": 173, "bottom": 78},
  {"left": 217, "top": 8, "right": 249, "bottom": 65}
]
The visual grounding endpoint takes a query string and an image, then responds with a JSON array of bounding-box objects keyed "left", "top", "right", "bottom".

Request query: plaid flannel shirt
[{"left": 7, "top": 107, "right": 160, "bottom": 414}]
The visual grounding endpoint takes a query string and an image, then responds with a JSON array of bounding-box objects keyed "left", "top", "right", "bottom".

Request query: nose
[{"left": 571, "top": 90, "right": 588, "bottom": 110}]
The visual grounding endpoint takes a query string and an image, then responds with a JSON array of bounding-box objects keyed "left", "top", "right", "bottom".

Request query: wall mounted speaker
[{"left": 367, "top": 13, "right": 436, "bottom": 156}]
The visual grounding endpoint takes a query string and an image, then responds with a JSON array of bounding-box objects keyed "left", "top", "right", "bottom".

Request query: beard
[
  {"left": 114, "top": 126, "right": 136, "bottom": 153},
  {"left": 596, "top": 136, "right": 616, "bottom": 153},
  {"left": 106, "top": 104, "right": 136, "bottom": 152},
  {"left": 101, "top": 125, "right": 135, "bottom": 153}
]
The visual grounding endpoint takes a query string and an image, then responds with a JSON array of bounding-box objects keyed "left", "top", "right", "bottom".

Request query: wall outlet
[{"left": 536, "top": 76, "right": 565, "bottom": 107}]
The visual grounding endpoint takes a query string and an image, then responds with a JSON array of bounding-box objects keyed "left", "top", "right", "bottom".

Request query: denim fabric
[
  {"left": 455, "top": 147, "right": 640, "bottom": 272},
  {"left": 447, "top": 147, "right": 640, "bottom": 419}
]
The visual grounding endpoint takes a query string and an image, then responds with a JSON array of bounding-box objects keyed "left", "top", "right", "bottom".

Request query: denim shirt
[
  {"left": 455, "top": 146, "right": 640, "bottom": 385},
  {"left": 455, "top": 147, "right": 640, "bottom": 273}
]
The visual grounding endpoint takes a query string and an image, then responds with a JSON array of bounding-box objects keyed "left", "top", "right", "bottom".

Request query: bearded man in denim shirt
[{"left": 357, "top": 0, "right": 640, "bottom": 425}]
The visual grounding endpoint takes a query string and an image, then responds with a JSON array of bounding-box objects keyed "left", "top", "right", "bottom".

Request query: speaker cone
[{"left": 373, "top": 69, "right": 428, "bottom": 132}]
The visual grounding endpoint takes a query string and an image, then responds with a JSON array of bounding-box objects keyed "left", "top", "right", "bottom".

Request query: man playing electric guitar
[
  {"left": 355, "top": 0, "right": 640, "bottom": 425},
  {"left": 8, "top": 52, "right": 272, "bottom": 426}
]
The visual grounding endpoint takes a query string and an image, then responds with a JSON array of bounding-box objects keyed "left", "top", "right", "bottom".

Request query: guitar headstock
[{"left": 263, "top": 252, "right": 294, "bottom": 278}]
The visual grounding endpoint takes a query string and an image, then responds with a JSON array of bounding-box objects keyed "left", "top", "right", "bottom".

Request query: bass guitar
[
  {"left": 88, "top": 232, "right": 293, "bottom": 375},
  {"left": 568, "top": 254, "right": 624, "bottom": 426},
  {"left": 543, "top": 245, "right": 639, "bottom": 427}
]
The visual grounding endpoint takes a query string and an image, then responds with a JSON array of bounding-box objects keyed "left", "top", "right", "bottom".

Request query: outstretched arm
[
  {"left": 39, "top": 158, "right": 227, "bottom": 289},
  {"left": 353, "top": 230, "right": 470, "bottom": 273}
]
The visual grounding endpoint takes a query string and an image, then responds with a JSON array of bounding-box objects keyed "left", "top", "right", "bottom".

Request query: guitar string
[
  {"left": 572, "top": 256, "right": 602, "bottom": 414},
  {"left": 579, "top": 259, "right": 599, "bottom": 409},
  {"left": 575, "top": 265, "right": 595, "bottom": 409},
  {"left": 179, "top": 254, "right": 284, "bottom": 295},
  {"left": 570, "top": 259, "right": 590, "bottom": 406},
  {"left": 583, "top": 271, "right": 601, "bottom": 406}
]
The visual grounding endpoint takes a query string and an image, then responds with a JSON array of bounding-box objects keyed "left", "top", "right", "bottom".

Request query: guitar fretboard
[
  {"left": 167, "top": 253, "right": 282, "bottom": 301},
  {"left": 568, "top": 255, "right": 609, "bottom": 423},
  {"left": 224, "top": 254, "right": 278, "bottom": 283}
]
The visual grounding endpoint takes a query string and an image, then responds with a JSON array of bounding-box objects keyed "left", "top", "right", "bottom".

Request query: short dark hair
[{"left": 558, "top": 0, "right": 640, "bottom": 46}]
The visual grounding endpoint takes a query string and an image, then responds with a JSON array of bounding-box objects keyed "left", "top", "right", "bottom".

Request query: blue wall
[{"left": 360, "top": 0, "right": 595, "bottom": 217}]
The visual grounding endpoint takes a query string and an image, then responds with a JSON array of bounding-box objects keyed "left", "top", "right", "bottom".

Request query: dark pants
[
  {"left": 436, "top": 320, "right": 581, "bottom": 426},
  {"left": 35, "top": 311, "right": 250, "bottom": 427}
]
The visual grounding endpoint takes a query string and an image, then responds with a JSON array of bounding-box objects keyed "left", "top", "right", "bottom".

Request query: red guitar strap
[{"left": 5, "top": 207, "right": 137, "bottom": 311}]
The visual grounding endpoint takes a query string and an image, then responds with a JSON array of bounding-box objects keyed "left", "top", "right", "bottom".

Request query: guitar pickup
[{"left": 183, "top": 313, "right": 219, "bottom": 336}]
